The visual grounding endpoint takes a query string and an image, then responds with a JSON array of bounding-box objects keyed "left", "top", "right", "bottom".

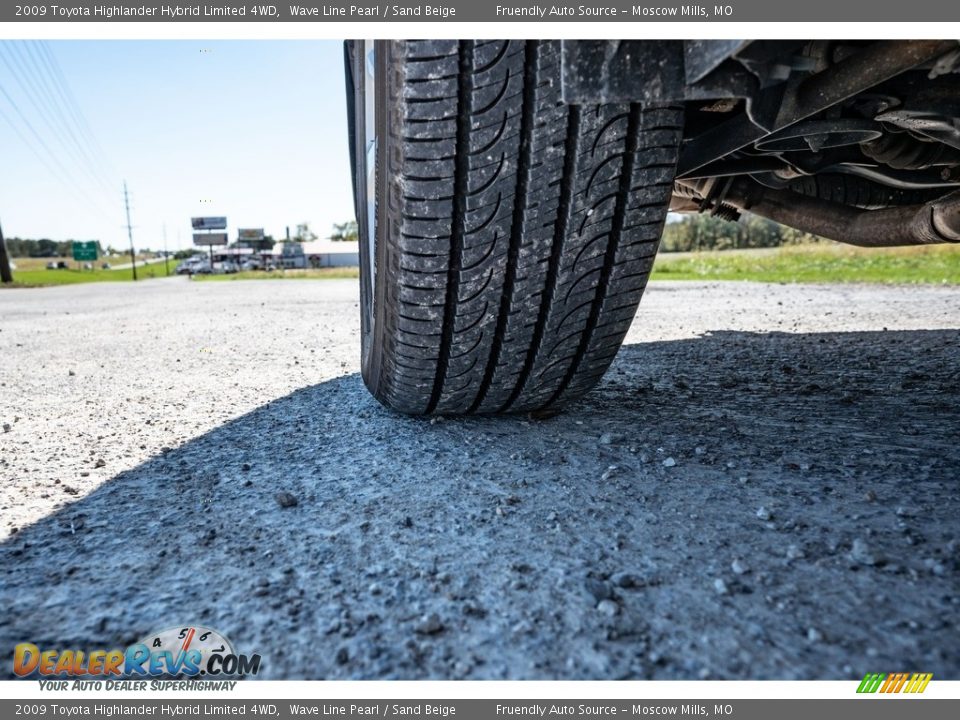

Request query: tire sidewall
[{"left": 354, "top": 41, "right": 388, "bottom": 396}]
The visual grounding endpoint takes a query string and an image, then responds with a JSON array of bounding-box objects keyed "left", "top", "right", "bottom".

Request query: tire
[{"left": 350, "top": 40, "right": 683, "bottom": 415}]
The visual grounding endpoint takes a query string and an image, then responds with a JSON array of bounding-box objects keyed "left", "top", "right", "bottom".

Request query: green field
[
  {"left": 3, "top": 260, "right": 174, "bottom": 287},
  {"left": 650, "top": 243, "right": 960, "bottom": 284},
  {"left": 191, "top": 267, "right": 360, "bottom": 281},
  {"left": 197, "top": 245, "right": 960, "bottom": 285},
  {"left": 6, "top": 243, "right": 960, "bottom": 288},
  {"left": 11, "top": 255, "right": 161, "bottom": 271}
]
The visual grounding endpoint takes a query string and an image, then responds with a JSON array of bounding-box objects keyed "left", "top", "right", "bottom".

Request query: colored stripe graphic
[
  {"left": 905, "top": 673, "right": 933, "bottom": 693},
  {"left": 857, "top": 672, "right": 932, "bottom": 693},
  {"left": 893, "top": 673, "right": 910, "bottom": 693},
  {"left": 857, "top": 673, "right": 885, "bottom": 693}
]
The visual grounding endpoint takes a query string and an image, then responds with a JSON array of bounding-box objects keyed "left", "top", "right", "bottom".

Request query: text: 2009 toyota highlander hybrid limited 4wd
[{"left": 345, "top": 40, "right": 960, "bottom": 415}]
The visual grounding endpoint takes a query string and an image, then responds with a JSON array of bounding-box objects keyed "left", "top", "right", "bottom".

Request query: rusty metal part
[
  {"left": 675, "top": 177, "right": 960, "bottom": 246},
  {"left": 741, "top": 188, "right": 960, "bottom": 245}
]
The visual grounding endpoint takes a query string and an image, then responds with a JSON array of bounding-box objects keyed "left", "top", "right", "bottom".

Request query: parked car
[
  {"left": 46, "top": 262, "right": 57, "bottom": 270},
  {"left": 345, "top": 39, "right": 960, "bottom": 415},
  {"left": 175, "top": 258, "right": 205, "bottom": 275}
]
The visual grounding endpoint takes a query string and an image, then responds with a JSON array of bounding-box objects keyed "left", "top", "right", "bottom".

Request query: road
[
  {"left": 1, "top": 277, "right": 958, "bottom": 679},
  {"left": 108, "top": 256, "right": 171, "bottom": 271}
]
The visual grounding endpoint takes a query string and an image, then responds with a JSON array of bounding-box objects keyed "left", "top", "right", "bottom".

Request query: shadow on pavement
[{"left": 2, "top": 330, "right": 958, "bottom": 680}]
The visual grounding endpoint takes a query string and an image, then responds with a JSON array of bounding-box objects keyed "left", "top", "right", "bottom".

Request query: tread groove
[
  {"left": 547, "top": 104, "right": 641, "bottom": 407},
  {"left": 502, "top": 103, "right": 582, "bottom": 412},
  {"left": 426, "top": 40, "right": 474, "bottom": 414},
  {"left": 469, "top": 40, "right": 538, "bottom": 414}
]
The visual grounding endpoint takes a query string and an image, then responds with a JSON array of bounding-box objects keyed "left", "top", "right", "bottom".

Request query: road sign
[
  {"left": 191, "top": 217, "right": 227, "bottom": 230},
  {"left": 237, "top": 228, "right": 265, "bottom": 241},
  {"left": 193, "top": 233, "right": 228, "bottom": 246},
  {"left": 72, "top": 241, "right": 98, "bottom": 261}
]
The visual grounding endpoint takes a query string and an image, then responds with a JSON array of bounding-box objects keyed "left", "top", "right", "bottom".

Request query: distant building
[
  {"left": 278, "top": 241, "right": 307, "bottom": 269},
  {"left": 211, "top": 240, "right": 359, "bottom": 269},
  {"left": 298, "top": 240, "right": 359, "bottom": 268}
]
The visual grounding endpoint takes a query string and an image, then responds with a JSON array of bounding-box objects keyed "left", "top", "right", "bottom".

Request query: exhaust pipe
[{"left": 674, "top": 178, "right": 960, "bottom": 247}]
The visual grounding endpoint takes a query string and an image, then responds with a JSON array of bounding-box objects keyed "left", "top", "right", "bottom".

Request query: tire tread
[{"left": 366, "top": 40, "right": 682, "bottom": 414}]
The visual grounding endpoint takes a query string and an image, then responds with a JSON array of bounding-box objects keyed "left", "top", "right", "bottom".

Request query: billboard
[
  {"left": 237, "top": 228, "right": 265, "bottom": 241},
  {"left": 193, "top": 233, "right": 228, "bottom": 246},
  {"left": 191, "top": 216, "right": 227, "bottom": 230}
]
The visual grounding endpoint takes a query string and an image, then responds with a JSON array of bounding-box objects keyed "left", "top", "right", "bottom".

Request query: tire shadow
[{"left": 1, "top": 330, "right": 958, "bottom": 680}]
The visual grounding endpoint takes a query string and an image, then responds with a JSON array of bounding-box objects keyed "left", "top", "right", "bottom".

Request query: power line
[
  {"left": 26, "top": 40, "right": 118, "bottom": 192},
  {"left": 0, "top": 50, "right": 108, "bottom": 204},
  {"left": 0, "top": 101, "right": 79, "bottom": 197},
  {"left": 36, "top": 41, "right": 119, "bottom": 184},
  {"left": 1, "top": 44, "right": 95, "bottom": 181},
  {"left": 0, "top": 80, "right": 114, "bottom": 216},
  {"left": 0, "top": 51, "right": 117, "bottom": 216},
  {"left": 1, "top": 42, "right": 117, "bottom": 199}
]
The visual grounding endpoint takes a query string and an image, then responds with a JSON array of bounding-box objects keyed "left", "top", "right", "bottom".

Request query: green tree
[
  {"left": 35, "top": 239, "right": 59, "bottom": 257},
  {"left": 659, "top": 212, "right": 827, "bottom": 252},
  {"left": 293, "top": 222, "right": 317, "bottom": 243},
  {"left": 330, "top": 220, "right": 358, "bottom": 242}
]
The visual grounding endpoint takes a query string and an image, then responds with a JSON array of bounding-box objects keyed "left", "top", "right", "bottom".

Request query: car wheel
[{"left": 349, "top": 40, "right": 683, "bottom": 415}]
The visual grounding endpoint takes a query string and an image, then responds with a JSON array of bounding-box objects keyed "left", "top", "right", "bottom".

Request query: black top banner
[{"left": 4, "top": 0, "right": 960, "bottom": 22}]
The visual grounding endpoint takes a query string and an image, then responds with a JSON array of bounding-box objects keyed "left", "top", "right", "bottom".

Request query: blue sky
[{"left": 0, "top": 40, "right": 352, "bottom": 251}]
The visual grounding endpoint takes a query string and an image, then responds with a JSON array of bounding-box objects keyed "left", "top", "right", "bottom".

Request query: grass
[
  {"left": 2, "top": 260, "right": 175, "bottom": 288},
  {"left": 193, "top": 245, "right": 960, "bottom": 285},
  {"left": 651, "top": 243, "right": 960, "bottom": 284},
  {"left": 191, "top": 267, "right": 360, "bottom": 281},
  {"left": 7, "top": 244, "right": 960, "bottom": 288},
  {"left": 11, "top": 255, "right": 160, "bottom": 271}
]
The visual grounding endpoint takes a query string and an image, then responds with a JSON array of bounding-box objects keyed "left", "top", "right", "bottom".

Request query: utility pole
[
  {"left": 163, "top": 222, "right": 170, "bottom": 276},
  {"left": 0, "top": 219, "right": 13, "bottom": 283},
  {"left": 123, "top": 180, "right": 137, "bottom": 281}
]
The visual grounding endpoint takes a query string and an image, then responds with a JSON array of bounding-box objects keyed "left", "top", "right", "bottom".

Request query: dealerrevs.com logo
[
  {"left": 14, "top": 626, "right": 261, "bottom": 678},
  {"left": 857, "top": 672, "right": 933, "bottom": 694}
]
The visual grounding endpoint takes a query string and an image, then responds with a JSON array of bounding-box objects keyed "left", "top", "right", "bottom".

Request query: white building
[{"left": 293, "top": 240, "right": 359, "bottom": 268}]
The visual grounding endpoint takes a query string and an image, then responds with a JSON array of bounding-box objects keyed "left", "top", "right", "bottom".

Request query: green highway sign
[{"left": 72, "top": 241, "right": 98, "bottom": 262}]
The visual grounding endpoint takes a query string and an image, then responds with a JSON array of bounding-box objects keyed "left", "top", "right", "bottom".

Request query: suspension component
[
  {"left": 861, "top": 129, "right": 960, "bottom": 169},
  {"left": 676, "top": 177, "right": 960, "bottom": 246},
  {"left": 786, "top": 174, "right": 947, "bottom": 209}
]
